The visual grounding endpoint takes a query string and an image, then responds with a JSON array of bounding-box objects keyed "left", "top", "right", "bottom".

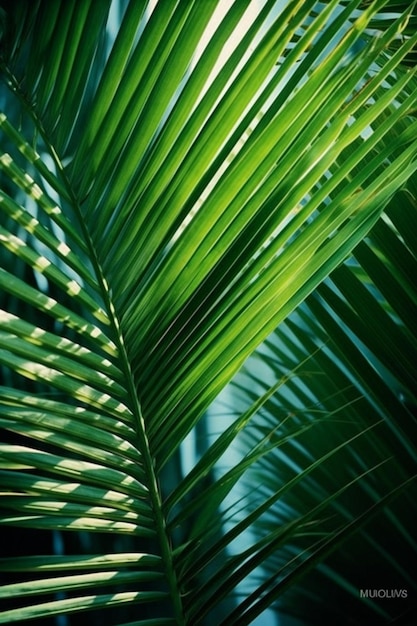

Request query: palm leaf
[
  {"left": 229, "top": 172, "right": 417, "bottom": 624},
  {"left": 0, "top": 1, "right": 416, "bottom": 624}
]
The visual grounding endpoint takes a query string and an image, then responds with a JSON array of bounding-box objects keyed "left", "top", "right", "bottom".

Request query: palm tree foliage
[
  {"left": 0, "top": 0, "right": 416, "bottom": 624},
  {"left": 229, "top": 188, "right": 417, "bottom": 624}
]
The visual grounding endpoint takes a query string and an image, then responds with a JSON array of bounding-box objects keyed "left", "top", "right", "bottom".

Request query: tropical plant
[{"left": 0, "top": 0, "right": 416, "bottom": 624}]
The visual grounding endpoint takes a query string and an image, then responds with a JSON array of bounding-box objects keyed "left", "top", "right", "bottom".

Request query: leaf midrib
[{"left": 4, "top": 70, "right": 186, "bottom": 625}]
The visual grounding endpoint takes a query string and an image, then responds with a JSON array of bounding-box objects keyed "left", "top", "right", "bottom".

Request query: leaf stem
[{"left": 2, "top": 69, "right": 186, "bottom": 625}]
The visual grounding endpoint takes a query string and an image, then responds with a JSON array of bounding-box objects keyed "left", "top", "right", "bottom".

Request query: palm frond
[
  {"left": 228, "top": 173, "right": 417, "bottom": 624},
  {"left": 0, "top": 1, "right": 416, "bottom": 624}
]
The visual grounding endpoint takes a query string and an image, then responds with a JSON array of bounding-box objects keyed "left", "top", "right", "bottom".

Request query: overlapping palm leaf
[
  {"left": 0, "top": 1, "right": 416, "bottom": 624},
  {"left": 222, "top": 169, "right": 417, "bottom": 624}
]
